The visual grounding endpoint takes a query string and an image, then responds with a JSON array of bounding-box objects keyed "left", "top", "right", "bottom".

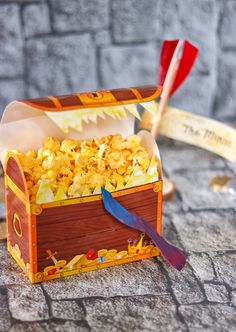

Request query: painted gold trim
[
  {"left": 129, "top": 88, "right": 143, "bottom": 100},
  {"left": 5, "top": 151, "right": 29, "bottom": 197},
  {"left": 29, "top": 214, "right": 37, "bottom": 273},
  {"left": 157, "top": 190, "right": 162, "bottom": 235},
  {"left": 31, "top": 204, "right": 42, "bottom": 216},
  {"left": 30, "top": 251, "right": 160, "bottom": 283},
  {"left": 78, "top": 91, "right": 117, "bottom": 105},
  {"left": 7, "top": 242, "right": 31, "bottom": 277},
  {"left": 6, "top": 176, "right": 26, "bottom": 202},
  {"left": 5, "top": 176, "right": 10, "bottom": 243},
  {"left": 41, "top": 181, "right": 161, "bottom": 209},
  {"left": 12, "top": 213, "right": 22, "bottom": 237},
  {"left": 22, "top": 86, "right": 162, "bottom": 112},
  {"left": 5, "top": 176, "right": 31, "bottom": 214},
  {"left": 48, "top": 96, "right": 62, "bottom": 108},
  {"left": 153, "top": 181, "right": 162, "bottom": 193}
]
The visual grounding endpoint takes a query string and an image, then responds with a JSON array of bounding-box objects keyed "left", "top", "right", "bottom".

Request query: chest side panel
[
  {"left": 36, "top": 187, "right": 159, "bottom": 271},
  {"left": 6, "top": 187, "right": 30, "bottom": 265},
  {"left": 6, "top": 156, "right": 28, "bottom": 195}
]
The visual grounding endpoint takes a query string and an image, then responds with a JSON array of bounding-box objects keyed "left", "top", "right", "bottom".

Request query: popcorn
[
  {"left": 43, "top": 137, "right": 60, "bottom": 152},
  {"left": 13, "top": 134, "right": 159, "bottom": 204},
  {"left": 60, "top": 138, "right": 80, "bottom": 154}
]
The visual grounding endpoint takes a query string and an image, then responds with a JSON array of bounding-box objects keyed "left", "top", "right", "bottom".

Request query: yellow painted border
[
  {"left": 8, "top": 237, "right": 161, "bottom": 284},
  {"left": 41, "top": 181, "right": 162, "bottom": 209},
  {"left": 23, "top": 86, "right": 162, "bottom": 112},
  {"left": 4, "top": 151, "right": 29, "bottom": 198},
  {"left": 157, "top": 190, "right": 162, "bottom": 235},
  {"left": 5, "top": 176, "right": 30, "bottom": 210},
  {"left": 29, "top": 214, "right": 37, "bottom": 273},
  {"left": 12, "top": 213, "right": 23, "bottom": 238},
  {"left": 7, "top": 242, "right": 33, "bottom": 281},
  {"left": 30, "top": 251, "right": 160, "bottom": 283}
]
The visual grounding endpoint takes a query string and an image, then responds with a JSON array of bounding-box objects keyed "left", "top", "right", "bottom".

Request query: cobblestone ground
[{"left": 0, "top": 138, "right": 236, "bottom": 331}]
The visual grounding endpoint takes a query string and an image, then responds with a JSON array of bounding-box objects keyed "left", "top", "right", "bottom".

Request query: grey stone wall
[{"left": 0, "top": 0, "right": 235, "bottom": 120}]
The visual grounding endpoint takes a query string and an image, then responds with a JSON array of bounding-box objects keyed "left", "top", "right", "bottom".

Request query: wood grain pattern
[
  {"left": 135, "top": 86, "right": 159, "bottom": 99},
  {"left": 37, "top": 227, "right": 153, "bottom": 271},
  {"left": 6, "top": 187, "right": 30, "bottom": 264},
  {"left": 58, "top": 94, "right": 83, "bottom": 107},
  {"left": 0, "top": 177, "right": 4, "bottom": 204},
  {"left": 36, "top": 188, "right": 159, "bottom": 271},
  {"left": 37, "top": 208, "right": 156, "bottom": 244},
  {"left": 6, "top": 156, "right": 27, "bottom": 195},
  {"left": 111, "top": 88, "right": 136, "bottom": 101}
]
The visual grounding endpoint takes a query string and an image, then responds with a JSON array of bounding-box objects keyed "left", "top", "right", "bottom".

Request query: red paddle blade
[{"left": 159, "top": 40, "right": 199, "bottom": 96}]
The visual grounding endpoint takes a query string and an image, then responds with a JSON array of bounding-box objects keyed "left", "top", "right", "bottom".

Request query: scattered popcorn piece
[{"left": 43, "top": 137, "right": 60, "bottom": 152}]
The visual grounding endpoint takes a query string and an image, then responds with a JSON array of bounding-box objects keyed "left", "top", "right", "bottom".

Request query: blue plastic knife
[{"left": 102, "top": 188, "right": 186, "bottom": 271}]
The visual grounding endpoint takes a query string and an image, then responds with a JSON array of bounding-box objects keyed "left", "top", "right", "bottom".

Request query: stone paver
[
  {"left": 212, "top": 252, "right": 236, "bottom": 288},
  {"left": 83, "top": 294, "right": 186, "bottom": 332},
  {"left": 219, "top": 0, "right": 236, "bottom": 49},
  {"left": 179, "top": 304, "right": 236, "bottom": 332},
  {"left": 100, "top": 44, "right": 158, "bottom": 89},
  {"left": 231, "top": 291, "right": 236, "bottom": 307},
  {"left": 162, "top": 262, "right": 205, "bottom": 304},
  {"left": 42, "top": 258, "right": 169, "bottom": 300},
  {"left": 50, "top": 0, "right": 110, "bottom": 32},
  {"left": 22, "top": 3, "right": 51, "bottom": 38},
  {"left": 7, "top": 284, "right": 49, "bottom": 321},
  {"left": 9, "top": 321, "right": 89, "bottom": 332},
  {"left": 0, "top": 242, "right": 28, "bottom": 286},
  {"left": 162, "top": 214, "right": 184, "bottom": 251},
  {"left": 162, "top": 193, "right": 182, "bottom": 216},
  {"left": 94, "top": 29, "right": 111, "bottom": 46},
  {"left": 51, "top": 300, "right": 85, "bottom": 321},
  {"left": 160, "top": 145, "right": 226, "bottom": 175},
  {"left": 112, "top": 0, "right": 162, "bottom": 43},
  {"left": 26, "top": 34, "right": 96, "bottom": 98},
  {"left": 172, "top": 210, "right": 236, "bottom": 251},
  {"left": 0, "top": 80, "right": 24, "bottom": 116},
  {"left": 173, "top": 170, "right": 236, "bottom": 210},
  {"left": 0, "top": 286, "right": 11, "bottom": 332},
  {"left": 204, "top": 283, "right": 229, "bottom": 303},
  {"left": 162, "top": 0, "right": 218, "bottom": 75},
  {"left": 0, "top": 4, "right": 23, "bottom": 78},
  {"left": 214, "top": 51, "right": 236, "bottom": 120},
  {"left": 171, "top": 73, "right": 216, "bottom": 117},
  {"left": 188, "top": 253, "right": 215, "bottom": 282}
]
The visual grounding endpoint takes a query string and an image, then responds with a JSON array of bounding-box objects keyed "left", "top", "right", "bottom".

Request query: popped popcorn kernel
[
  {"left": 14, "top": 134, "right": 159, "bottom": 203},
  {"left": 43, "top": 137, "right": 60, "bottom": 152}
]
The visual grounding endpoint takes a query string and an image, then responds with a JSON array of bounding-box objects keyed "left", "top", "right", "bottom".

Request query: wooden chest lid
[
  {"left": 0, "top": 85, "right": 162, "bottom": 165},
  {"left": 16, "top": 85, "right": 162, "bottom": 112}
]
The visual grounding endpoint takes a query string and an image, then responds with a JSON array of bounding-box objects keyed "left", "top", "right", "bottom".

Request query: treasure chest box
[{"left": 0, "top": 85, "right": 163, "bottom": 283}]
